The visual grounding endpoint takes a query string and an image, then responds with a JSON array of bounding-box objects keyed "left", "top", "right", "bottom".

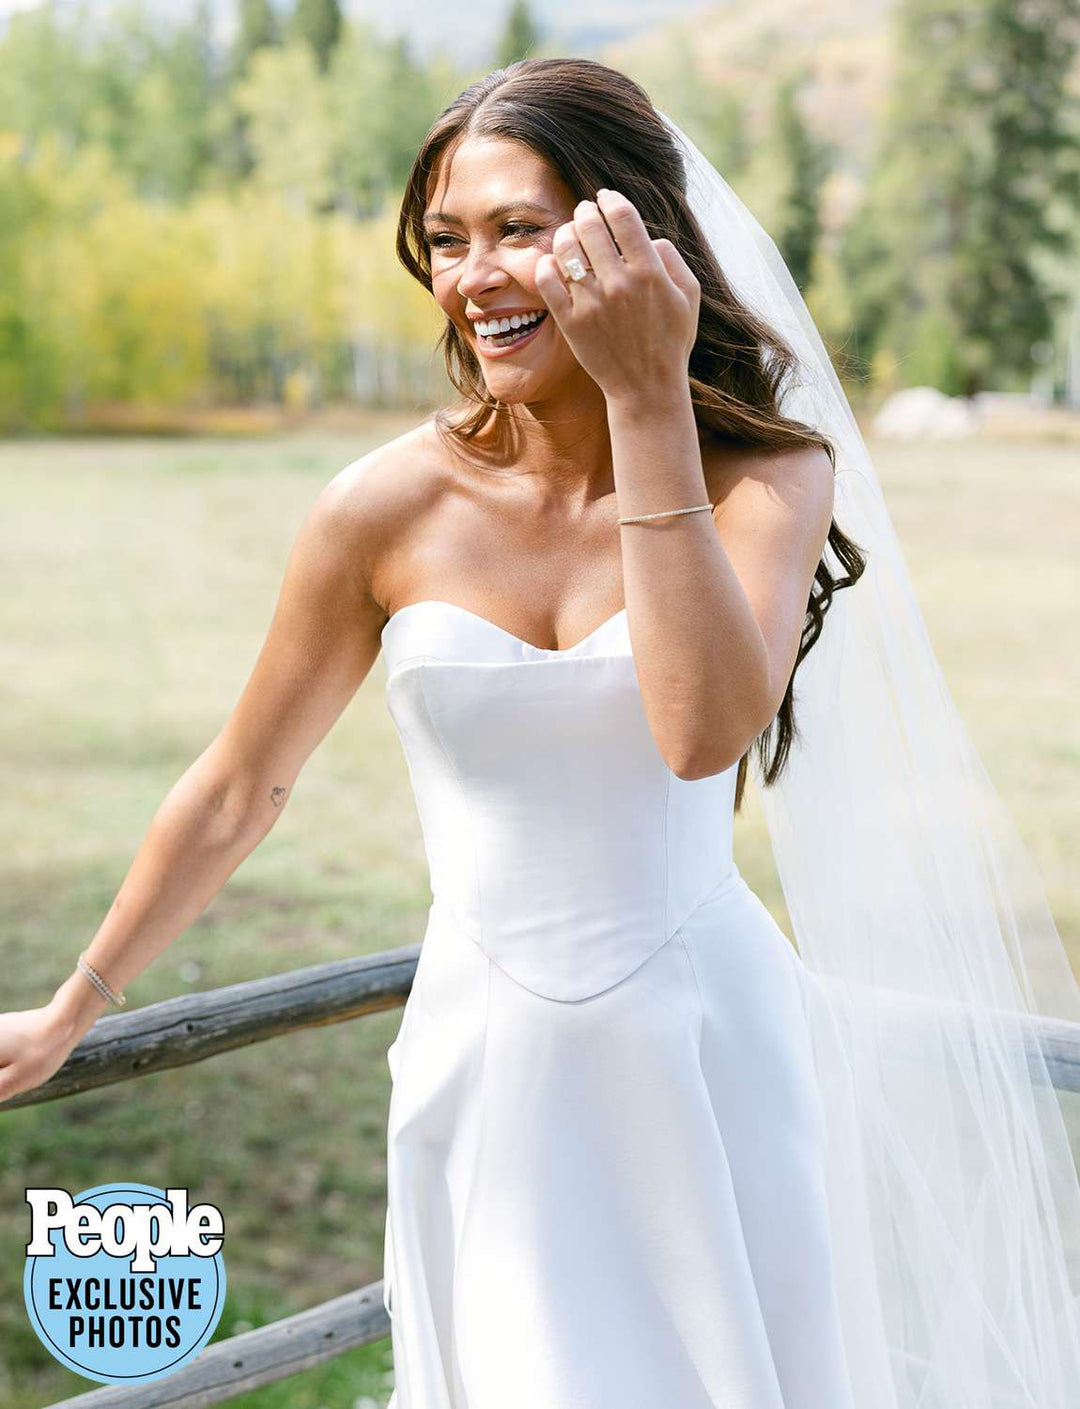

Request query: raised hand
[{"left": 533, "top": 188, "right": 700, "bottom": 403}]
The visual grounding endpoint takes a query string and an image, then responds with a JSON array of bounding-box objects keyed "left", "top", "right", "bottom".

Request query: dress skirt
[{"left": 382, "top": 873, "right": 856, "bottom": 1409}]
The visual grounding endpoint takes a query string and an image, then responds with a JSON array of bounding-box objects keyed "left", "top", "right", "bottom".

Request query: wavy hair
[{"left": 394, "top": 56, "right": 867, "bottom": 812}]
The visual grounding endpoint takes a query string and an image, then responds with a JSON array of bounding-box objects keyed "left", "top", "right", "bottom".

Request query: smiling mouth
[{"left": 476, "top": 311, "right": 549, "bottom": 348}]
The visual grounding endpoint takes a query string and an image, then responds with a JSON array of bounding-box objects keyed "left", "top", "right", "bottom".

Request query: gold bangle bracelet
[
  {"left": 76, "top": 951, "right": 127, "bottom": 1007},
  {"left": 617, "top": 503, "right": 713, "bottom": 525}
]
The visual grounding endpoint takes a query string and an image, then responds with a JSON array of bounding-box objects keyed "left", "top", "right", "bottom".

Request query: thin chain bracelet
[
  {"left": 617, "top": 502, "right": 714, "bottom": 525},
  {"left": 77, "top": 950, "right": 127, "bottom": 1007}
]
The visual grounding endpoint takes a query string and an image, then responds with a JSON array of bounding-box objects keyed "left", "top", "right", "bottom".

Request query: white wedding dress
[{"left": 377, "top": 598, "right": 859, "bottom": 1408}]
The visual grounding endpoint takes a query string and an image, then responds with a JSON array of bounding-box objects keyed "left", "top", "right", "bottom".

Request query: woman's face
[{"left": 423, "top": 135, "right": 591, "bottom": 404}]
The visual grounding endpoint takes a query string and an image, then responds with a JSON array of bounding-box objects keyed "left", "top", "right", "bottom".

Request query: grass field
[{"left": 1, "top": 416, "right": 1077, "bottom": 1406}]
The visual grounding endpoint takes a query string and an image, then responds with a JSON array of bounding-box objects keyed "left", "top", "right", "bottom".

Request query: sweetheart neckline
[{"left": 382, "top": 599, "right": 628, "bottom": 655}]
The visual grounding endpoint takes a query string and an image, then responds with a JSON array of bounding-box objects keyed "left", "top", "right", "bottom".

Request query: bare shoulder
[
  {"left": 703, "top": 438, "right": 835, "bottom": 571},
  {"left": 702, "top": 436, "right": 834, "bottom": 515},
  {"left": 321, "top": 415, "right": 453, "bottom": 613},
  {"left": 328, "top": 415, "right": 444, "bottom": 525}
]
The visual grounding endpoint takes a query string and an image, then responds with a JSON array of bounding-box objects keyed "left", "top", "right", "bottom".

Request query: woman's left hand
[{"left": 533, "top": 189, "right": 700, "bottom": 403}]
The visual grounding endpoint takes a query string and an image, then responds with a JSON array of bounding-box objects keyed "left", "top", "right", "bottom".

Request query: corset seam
[
  {"left": 676, "top": 930, "right": 706, "bottom": 1059},
  {"left": 429, "top": 889, "right": 750, "bottom": 1008},
  {"left": 425, "top": 866, "right": 744, "bottom": 1003},
  {"left": 386, "top": 651, "right": 447, "bottom": 683},
  {"left": 415, "top": 665, "right": 484, "bottom": 946}
]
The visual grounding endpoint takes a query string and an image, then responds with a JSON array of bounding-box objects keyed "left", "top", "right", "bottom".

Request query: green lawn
[{"left": 1, "top": 418, "right": 1077, "bottom": 1405}]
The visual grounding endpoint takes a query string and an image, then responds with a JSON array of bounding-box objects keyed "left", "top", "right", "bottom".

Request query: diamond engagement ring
[{"left": 563, "top": 256, "right": 590, "bottom": 283}]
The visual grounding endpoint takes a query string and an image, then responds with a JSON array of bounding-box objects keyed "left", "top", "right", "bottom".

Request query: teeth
[{"left": 476, "top": 310, "right": 545, "bottom": 337}]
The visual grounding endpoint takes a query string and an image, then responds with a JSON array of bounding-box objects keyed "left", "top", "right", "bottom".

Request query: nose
[{"left": 455, "top": 240, "right": 510, "bottom": 301}]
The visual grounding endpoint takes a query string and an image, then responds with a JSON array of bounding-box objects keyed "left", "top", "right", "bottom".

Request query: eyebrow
[{"left": 421, "top": 201, "right": 557, "bottom": 228}]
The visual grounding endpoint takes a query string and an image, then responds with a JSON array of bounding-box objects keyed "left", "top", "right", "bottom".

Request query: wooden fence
[
  {"left": 4, "top": 947, "right": 419, "bottom": 1409},
  {"left": 6, "top": 946, "right": 1080, "bottom": 1406}
]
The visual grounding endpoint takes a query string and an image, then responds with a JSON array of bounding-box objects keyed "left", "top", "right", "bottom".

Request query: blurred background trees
[{"left": 0, "top": 0, "right": 1077, "bottom": 431}]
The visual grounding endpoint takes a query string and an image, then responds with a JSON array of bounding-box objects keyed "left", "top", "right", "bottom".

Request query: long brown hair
[{"left": 394, "top": 56, "right": 867, "bottom": 812}]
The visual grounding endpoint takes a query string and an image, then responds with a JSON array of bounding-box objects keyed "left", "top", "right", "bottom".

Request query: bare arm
[
  {"left": 42, "top": 460, "right": 388, "bottom": 1047},
  {"left": 607, "top": 386, "right": 834, "bottom": 780}
]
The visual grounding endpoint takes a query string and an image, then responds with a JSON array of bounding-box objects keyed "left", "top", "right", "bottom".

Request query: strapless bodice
[{"left": 381, "top": 600, "right": 741, "bottom": 1001}]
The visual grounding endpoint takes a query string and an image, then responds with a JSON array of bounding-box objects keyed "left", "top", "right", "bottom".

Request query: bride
[{"left": 4, "top": 56, "right": 1080, "bottom": 1409}]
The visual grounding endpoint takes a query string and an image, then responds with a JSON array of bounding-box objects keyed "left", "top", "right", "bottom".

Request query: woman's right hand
[{"left": 0, "top": 1005, "right": 83, "bottom": 1105}]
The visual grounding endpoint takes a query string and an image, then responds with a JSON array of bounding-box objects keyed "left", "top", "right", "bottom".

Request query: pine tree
[
  {"left": 843, "top": 0, "right": 1080, "bottom": 395},
  {"left": 709, "top": 91, "right": 750, "bottom": 185},
  {"left": 958, "top": 0, "right": 1080, "bottom": 393},
  {"left": 234, "top": 0, "right": 279, "bottom": 78},
  {"left": 225, "top": 0, "right": 283, "bottom": 183},
  {"left": 495, "top": 0, "right": 540, "bottom": 68},
  {"left": 288, "top": 0, "right": 343, "bottom": 76},
  {"left": 770, "top": 73, "right": 830, "bottom": 293}
]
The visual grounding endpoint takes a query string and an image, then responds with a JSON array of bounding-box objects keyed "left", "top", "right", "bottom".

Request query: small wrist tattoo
[{"left": 270, "top": 786, "right": 286, "bottom": 808}]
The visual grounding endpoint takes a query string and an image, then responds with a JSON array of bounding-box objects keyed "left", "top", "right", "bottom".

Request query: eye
[
  {"left": 501, "top": 222, "right": 542, "bottom": 239},
  {"left": 427, "top": 222, "right": 542, "bottom": 250}
]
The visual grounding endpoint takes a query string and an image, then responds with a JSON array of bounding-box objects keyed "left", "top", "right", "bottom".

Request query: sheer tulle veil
[{"left": 656, "top": 110, "right": 1080, "bottom": 1406}]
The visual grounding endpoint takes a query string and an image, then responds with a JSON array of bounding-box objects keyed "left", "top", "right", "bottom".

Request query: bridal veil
[{"left": 658, "top": 110, "right": 1080, "bottom": 1407}]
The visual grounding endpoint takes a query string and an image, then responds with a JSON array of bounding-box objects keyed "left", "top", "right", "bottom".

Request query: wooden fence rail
[
  {"left": 42, "top": 1283, "right": 391, "bottom": 1408},
  {"left": 2, "top": 945, "right": 419, "bottom": 1109},
  {"left": 7, "top": 948, "right": 1080, "bottom": 1406}
]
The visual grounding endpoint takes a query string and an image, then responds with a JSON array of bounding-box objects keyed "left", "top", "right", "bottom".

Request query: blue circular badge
[{"left": 23, "top": 1182, "right": 226, "bottom": 1386}]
